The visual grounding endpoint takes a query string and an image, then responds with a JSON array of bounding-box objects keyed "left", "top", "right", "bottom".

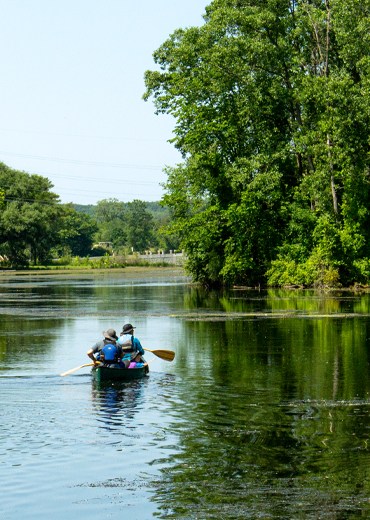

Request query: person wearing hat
[
  {"left": 87, "top": 328, "right": 122, "bottom": 365},
  {"left": 117, "top": 323, "right": 145, "bottom": 367}
]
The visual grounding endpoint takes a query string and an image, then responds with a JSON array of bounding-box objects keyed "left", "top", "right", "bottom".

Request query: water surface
[{"left": 0, "top": 268, "right": 369, "bottom": 519}]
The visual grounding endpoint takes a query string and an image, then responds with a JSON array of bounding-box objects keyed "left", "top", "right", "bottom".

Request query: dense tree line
[
  {"left": 74, "top": 198, "right": 179, "bottom": 254},
  {"left": 144, "top": 0, "right": 370, "bottom": 287},
  {"left": 0, "top": 162, "right": 176, "bottom": 267}
]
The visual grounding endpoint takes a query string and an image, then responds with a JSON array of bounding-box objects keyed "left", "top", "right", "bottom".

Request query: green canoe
[{"left": 92, "top": 363, "right": 149, "bottom": 382}]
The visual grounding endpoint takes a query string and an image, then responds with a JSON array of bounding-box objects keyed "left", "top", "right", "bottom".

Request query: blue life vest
[{"left": 101, "top": 343, "right": 119, "bottom": 363}]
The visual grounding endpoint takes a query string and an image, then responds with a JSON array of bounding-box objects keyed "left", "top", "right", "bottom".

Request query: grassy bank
[{"left": 0, "top": 265, "right": 186, "bottom": 277}]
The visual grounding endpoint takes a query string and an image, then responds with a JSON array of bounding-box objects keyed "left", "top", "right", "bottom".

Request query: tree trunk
[{"left": 327, "top": 135, "right": 338, "bottom": 214}]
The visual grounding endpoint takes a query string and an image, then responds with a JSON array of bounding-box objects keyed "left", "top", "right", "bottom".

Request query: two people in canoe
[{"left": 87, "top": 323, "right": 145, "bottom": 368}]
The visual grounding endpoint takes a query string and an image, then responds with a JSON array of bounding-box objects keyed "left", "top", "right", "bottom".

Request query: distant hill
[
  {"left": 73, "top": 204, "right": 95, "bottom": 216},
  {"left": 73, "top": 201, "right": 169, "bottom": 219}
]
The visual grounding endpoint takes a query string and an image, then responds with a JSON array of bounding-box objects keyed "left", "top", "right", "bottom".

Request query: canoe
[{"left": 92, "top": 363, "right": 149, "bottom": 382}]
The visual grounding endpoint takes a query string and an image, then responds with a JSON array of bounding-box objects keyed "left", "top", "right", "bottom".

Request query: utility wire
[
  {"left": 35, "top": 171, "right": 164, "bottom": 186},
  {"left": 0, "top": 150, "right": 168, "bottom": 170}
]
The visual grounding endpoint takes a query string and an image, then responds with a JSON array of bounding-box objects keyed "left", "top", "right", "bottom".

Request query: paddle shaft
[{"left": 60, "top": 362, "right": 98, "bottom": 377}]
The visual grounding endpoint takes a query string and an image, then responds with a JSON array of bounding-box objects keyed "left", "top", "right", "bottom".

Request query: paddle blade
[
  {"left": 60, "top": 362, "right": 96, "bottom": 377},
  {"left": 144, "top": 349, "right": 175, "bottom": 362}
]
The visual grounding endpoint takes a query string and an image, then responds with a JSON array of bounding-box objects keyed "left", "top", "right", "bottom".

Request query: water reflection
[
  {"left": 150, "top": 380, "right": 370, "bottom": 519},
  {"left": 91, "top": 379, "right": 146, "bottom": 431},
  {"left": 0, "top": 272, "right": 369, "bottom": 519},
  {"left": 146, "top": 303, "right": 370, "bottom": 518}
]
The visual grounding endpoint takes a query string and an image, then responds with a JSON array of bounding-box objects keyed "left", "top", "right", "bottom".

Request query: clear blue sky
[{"left": 0, "top": 1, "right": 209, "bottom": 205}]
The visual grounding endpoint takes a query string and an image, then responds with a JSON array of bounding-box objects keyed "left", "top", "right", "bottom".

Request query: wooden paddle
[
  {"left": 143, "top": 348, "right": 175, "bottom": 362},
  {"left": 60, "top": 362, "right": 100, "bottom": 377}
]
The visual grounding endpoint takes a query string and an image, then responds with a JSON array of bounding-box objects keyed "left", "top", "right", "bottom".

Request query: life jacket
[
  {"left": 121, "top": 334, "right": 135, "bottom": 353},
  {"left": 100, "top": 343, "right": 119, "bottom": 364}
]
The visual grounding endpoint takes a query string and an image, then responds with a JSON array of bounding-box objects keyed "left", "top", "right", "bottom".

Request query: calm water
[{"left": 0, "top": 268, "right": 369, "bottom": 519}]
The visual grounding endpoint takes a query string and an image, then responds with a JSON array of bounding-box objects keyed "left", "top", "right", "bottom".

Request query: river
[{"left": 0, "top": 268, "right": 369, "bottom": 519}]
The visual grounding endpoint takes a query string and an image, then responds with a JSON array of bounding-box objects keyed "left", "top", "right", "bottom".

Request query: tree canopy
[
  {"left": 0, "top": 164, "right": 100, "bottom": 265},
  {"left": 144, "top": 0, "right": 370, "bottom": 287},
  {"left": 0, "top": 162, "right": 61, "bottom": 266}
]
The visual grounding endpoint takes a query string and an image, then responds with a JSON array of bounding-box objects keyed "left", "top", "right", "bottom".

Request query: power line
[
  {"left": 0, "top": 150, "right": 168, "bottom": 170},
  {"left": 0, "top": 127, "right": 170, "bottom": 143},
  {"left": 3, "top": 192, "right": 163, "bottom": 205},
  {"left": 36, "top": 170, "right": 165, "bottom": 186},
  {"left": 4, "top": 196, "right": 59, "bottom": 205}
]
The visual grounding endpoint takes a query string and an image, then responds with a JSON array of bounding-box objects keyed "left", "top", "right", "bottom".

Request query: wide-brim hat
[
  {"left": 121, "top": 323, "right": 136, "bottom": 334},
  {"left": 103, "top": 328, "right": 118, "bottom": 341}
]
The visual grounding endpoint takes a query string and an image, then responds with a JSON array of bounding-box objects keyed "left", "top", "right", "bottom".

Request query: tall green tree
[
  {"left": 144, "top": 0, "right": 370, "bottom": 287},
  {"left": 126, "top": 200, "right": 155, "bottom": 252},
  {"left": 93, "top": 198, "right": 127, "bottom": 248},
  {"left": 0, "top": 163, "right": 60, "bottom": 266},
  {"left": 54, "top": 204, "right": 98, "bottom": 257}
]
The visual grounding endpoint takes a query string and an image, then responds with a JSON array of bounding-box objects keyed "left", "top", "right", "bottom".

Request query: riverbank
[{"left": 0, "top": 265, "right": 186, "bottom": 277}]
